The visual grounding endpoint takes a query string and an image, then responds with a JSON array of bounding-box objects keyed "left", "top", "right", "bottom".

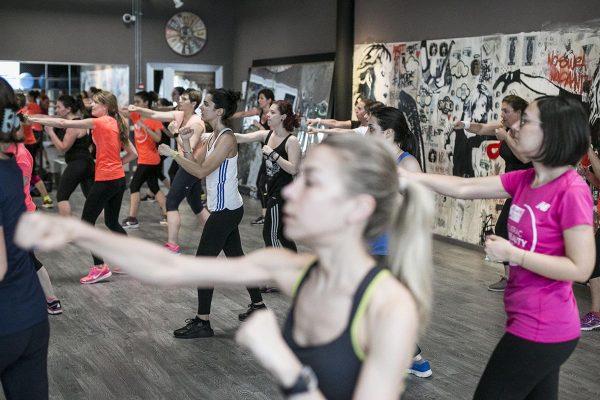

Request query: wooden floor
[{"left": 3, "top": 187, "right": 600, "bottom": 400}]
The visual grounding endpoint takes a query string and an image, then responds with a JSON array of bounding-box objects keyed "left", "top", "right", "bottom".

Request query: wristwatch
[{"left": 281, "top": 365, "right": 318, "bottom": 397}]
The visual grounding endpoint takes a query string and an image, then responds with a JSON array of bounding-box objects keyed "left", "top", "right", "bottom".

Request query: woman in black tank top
[
  {"left": 45, "top": 95, "right": 94, "bottom": 217},
  {"left": 20, "top": 135, "right": 434, "bottom": 399},
  {"left": 235, "top": 100, "right": 301, "bottom": 257}
]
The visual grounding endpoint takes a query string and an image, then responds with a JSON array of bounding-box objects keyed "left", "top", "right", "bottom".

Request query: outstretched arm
[
  {"left": 234, "top": 130, "right": 269, "bottom": 144},
  {"left": 127, "top": 105, "right": 176, "bottom": 122},
  {"left": 307, "top": 126, "right": 357, "bottom": 136},
  {"left": 454, "top": 120, "right": 501, "bottom": 136},
  {"left": 399, "top": 168, "right": 509, "bottom": 199},
  {"left": 15, "top": 213, "right": 311, "bottom": 293},
  {"left": 307, "top": 118, "right": 352, "bottom": 129},
  {"left": 27, "top": 115, "right": 95, "bottom": 130}
]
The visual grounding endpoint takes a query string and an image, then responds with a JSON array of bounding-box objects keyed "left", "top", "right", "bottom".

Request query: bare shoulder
[
  {"left": 368, "top": 275, "right": 418, "bottom": 324},
  {"left": 399, "top": 156, "right": 422, "bottom": 173}
]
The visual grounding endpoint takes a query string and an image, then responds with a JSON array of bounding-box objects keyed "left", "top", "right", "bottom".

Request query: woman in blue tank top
[{"left": 19, "top": 135, "right": 435, "bottom": 399}]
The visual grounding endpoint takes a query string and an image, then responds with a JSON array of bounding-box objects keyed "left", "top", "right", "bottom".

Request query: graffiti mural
[{"left": 353, "top": 27, "right": 600, "bottom": 244}]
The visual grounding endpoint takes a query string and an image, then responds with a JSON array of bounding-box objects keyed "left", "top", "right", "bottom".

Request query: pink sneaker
[
  {"left": 80, "top": 264, "right": 112, "bottom": 284},
  {"left": 165, "top": 242, "right": 181, "bottom": 254}
]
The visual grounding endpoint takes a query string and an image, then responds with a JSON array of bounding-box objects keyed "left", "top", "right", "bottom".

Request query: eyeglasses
[{"left": 519, "top": 115, "right": 542, "bottom": 127}]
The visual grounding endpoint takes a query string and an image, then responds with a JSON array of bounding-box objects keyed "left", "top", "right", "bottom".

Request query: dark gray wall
[
  {"left": 355, "top": 0, "right": 599, "bottom": 44},
  {"left": 231, "top": 0, "right": 337, "bottom": 92},
  {"left": 0, "top": 0, "right": 235, "bottom": 96}
]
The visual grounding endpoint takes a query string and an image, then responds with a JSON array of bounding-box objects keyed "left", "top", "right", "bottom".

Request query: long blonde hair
[
  {"left": 320, "top": 135, "right": 434, "bottom": 330},
  {"left": 92, "top": 90, "right": 128, "bottom": 146}
]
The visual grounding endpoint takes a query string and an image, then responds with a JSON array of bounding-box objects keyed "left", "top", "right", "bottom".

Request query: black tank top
[
  {"left": 499, "top": 132, "right": 531, "bottom": 172},
  {"left": 55, "top": 119, "right": 93, "bottom": 163},
  {"left": 263, "top": 131, "right": 293, "bottom": 199},
  {"left": 282, "top": 263, "right": 388, "bottom": 400}
]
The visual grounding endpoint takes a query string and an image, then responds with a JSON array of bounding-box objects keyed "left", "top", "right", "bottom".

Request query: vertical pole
[{"left": 332, "top": 0, "right": 354, "bottom": 121}]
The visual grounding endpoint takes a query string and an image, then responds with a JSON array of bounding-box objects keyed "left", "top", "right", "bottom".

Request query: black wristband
[{"left": 280, "top": 365, "right": 318, "bottom": 397}]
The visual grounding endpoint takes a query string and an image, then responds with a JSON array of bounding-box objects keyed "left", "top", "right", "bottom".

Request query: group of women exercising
[{"left": 1, "top": 72, "right": 597, "bottom": 399}]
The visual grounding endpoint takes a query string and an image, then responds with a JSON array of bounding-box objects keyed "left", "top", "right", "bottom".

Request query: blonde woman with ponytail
[
  {"left": 27, "top": 90, "right": 137, "bottom": 284},
  {"left": 16, "top": 134, "right": 434, "bottom": 399}
]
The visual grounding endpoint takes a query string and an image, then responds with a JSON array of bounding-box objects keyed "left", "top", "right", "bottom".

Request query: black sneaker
[
  {"left": 173, "top": 317, "right": 214, "bottom": 338},
  {"left": 141, "top": 194, "right": 155, "bottom": 202},
  {"left": 121, "top": 217, "right": 139, "bottom": 230},
  {"left": 238, "top": 303, "right": 267, "bottom": 321},
  {"left": 251, "top": 216, "right": 265, "bottom": 225}
]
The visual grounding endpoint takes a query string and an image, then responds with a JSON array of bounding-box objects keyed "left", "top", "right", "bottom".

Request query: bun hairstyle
[
  {"left": 209, "top": 89, "right": 241, "bottom": 123},
  {"left": 57, "top": 94, "right": 84, "bottom": 115},
  {"left": 0, "top": 77, "right": 23, "bottom": 144},
  {"left": 135, "top": 90, "right": 158, "bottom": 108},
  {"left": 273, "top": 100, "right": 300, "bottom": 132}
]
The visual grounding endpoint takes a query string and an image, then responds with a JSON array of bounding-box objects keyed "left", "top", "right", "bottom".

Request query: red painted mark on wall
[
  {"left": 547, "top": 50, "right": 588, "bottom": 94},
  {"left": 487, "top": 142, "right": 501, "bottom": 160}
]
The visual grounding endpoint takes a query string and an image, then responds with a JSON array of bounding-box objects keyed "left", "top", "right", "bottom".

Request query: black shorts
[{"left": 129, "top": 164, "right": 161, "bottom": 194}]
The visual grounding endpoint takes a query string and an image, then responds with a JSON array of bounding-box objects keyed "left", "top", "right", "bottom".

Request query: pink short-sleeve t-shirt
[
  {"left": 500, "top": 168, "right": 593, "bottom": 343},
  {"left": 6, "top": 144, "right": 36, "bottom": 212}
]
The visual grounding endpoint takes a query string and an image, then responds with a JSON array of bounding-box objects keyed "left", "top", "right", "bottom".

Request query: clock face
[{"left": 165, "top": 12, "right": 207, "bottom": 56}]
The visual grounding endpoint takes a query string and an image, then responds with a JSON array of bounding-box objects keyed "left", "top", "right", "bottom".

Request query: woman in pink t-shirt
[{"left": 401, "top": 96, "right": 595, "bottom": 400}]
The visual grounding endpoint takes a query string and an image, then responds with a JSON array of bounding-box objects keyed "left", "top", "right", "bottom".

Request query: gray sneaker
[{"left": 488, "top": 276, "right": 507, "bottom": 292}]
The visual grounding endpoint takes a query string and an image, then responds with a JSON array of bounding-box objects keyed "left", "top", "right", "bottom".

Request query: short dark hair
[
  {"left": 173, "top": 86, "right": 185, "bottom": 96},
  {"left": 502, "top": 95, "right": 528, "bottom": 113},
  {"left": 57, "top": 94, "right": 84, "bottom": 115},
  {"left": 258, "top": 88, "right": 274, "bottom": 102},
  {"left": 533, "top": 96, "right": 590, "bottom": 167}
]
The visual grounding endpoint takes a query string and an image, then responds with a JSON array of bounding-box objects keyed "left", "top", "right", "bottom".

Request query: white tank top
[{"left": 205, "top": 128, "right": 243, "bottom": 212}]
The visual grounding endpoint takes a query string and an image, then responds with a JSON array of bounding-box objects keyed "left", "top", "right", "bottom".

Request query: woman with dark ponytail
[
  {"left": 28, "top": 90, "right": 137, "bottom": 284},
  {"left": 45, "top": 95, "right": 94, "bottom": 217},
  {"left": 158, "top": 88, "right": 266, "bottom": 338}
]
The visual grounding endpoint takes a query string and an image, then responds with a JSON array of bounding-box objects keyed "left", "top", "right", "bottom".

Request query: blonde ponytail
[{"left": 388, "top": 182, "right": 434, "bottom": 332}]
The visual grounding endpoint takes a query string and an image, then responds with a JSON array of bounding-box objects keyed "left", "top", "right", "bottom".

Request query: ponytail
[
  {"left": 111, "top": 111, "right": 129, "bottom": 147},
  {"left": 388, "top": 181, "right": 434, "bottom": 332}
]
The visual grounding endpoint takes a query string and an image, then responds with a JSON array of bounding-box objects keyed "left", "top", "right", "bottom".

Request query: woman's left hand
[
  {"left": 262, "top": 145, "right": 274, "bottom": 156},
  {"left": 484, "top": 235, "right": 514, "bottom": 263}
]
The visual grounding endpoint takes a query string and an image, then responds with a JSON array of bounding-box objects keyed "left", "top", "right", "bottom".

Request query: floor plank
[{"left": 3, "top": 186, "right": 599, "bottom": 400}]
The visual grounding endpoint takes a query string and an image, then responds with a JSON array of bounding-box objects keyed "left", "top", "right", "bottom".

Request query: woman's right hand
[
  {"left": 306, "top": 126, "right": 320, "bottom": 135},
  {"left": 15, "top": 213, "right": 76, "bottom": 252}
]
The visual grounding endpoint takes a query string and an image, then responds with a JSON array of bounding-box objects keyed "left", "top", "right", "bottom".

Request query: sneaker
[
  {"left": 121, "top": 217, "right": 139, "bottom": 230},
  {"left": 141, "top": 194, "right": 155, "bottom": 202},
  {"left": 408, "top": 359, "right": 432, "bottom": 378},
  {"left": 238, "top": 303, "right": 267, "bottom": 321},
  {"left": 80, "top": 264, "right": 112, "bottom": 284},
  {"left": 251, "top": 216, "right": 265, "bottom": 225},
  {"left": 165, "top": 242, "right": 181, "bottom": 254},
  {"left": 42, "top": 196, "right": 54, "bottom": 209},
  {"left": 159, "top": 216, "right": 168, "bottom": 225},
  {"left": 260, "top": 286, "right": 280, "bottom": 293},
  {"left": 487, "top": 276, "right": 507, "bottom": 292},
  {"left": 581, "top": 312, "right": 600, "bottom": 331},
  {"left": 47, "top": 299, "right": 63, "bottom": 315},
  {"left": 173, "top": 316, "right": 214, "bottom": 338}
]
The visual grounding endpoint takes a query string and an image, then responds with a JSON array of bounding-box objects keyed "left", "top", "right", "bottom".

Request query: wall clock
[{"left": 165, "top": 12, "right": 207, "bottom": 56}]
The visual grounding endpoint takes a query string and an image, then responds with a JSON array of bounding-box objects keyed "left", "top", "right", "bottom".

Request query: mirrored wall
[
  {"left": 238, "top": 53, "right": 335, "bottom": 188},
  {"left": 0, "top": 61, "right": 130, "bottom": 111}
]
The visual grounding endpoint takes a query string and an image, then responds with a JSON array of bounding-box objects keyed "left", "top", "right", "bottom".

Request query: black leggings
[
  {"left": 56, "top": 158, "right": 95, "bottom": 202},
  {"left": 0, "top": 319, "right": 49, "bottom": 400},
  {"left": 166, "top": 168, "right": 204, "bottom": 214},
  {"left": 129, "top": 164, "right": 160, "bottom": 194},
  {"left": 494, "top": 198, "right": 511, "bottom": 239},
  {"left": 168, "top": 160, "right": 179, "bottom": 184},
  {"left": 24, "top": 142, "right": 41, "bottom": 177},
  {"left": 30, "top": 252, "right": 43, "bottom": 272},
  {"left": 256, "top": 167, "right": 268, "bottom": 209},
  {"left": 473, "top": 333, "right": 578, "bottom": 400},
  {"left": 263, "top": 197, "right": 296, "bottom": 251},
  {"left": 81, "top": 178, "right": 127, "bottom": 265},
  {"left": 592, "top": 229, "right": 600, "bottom": 280},
  {"left": 196, "top": 206, "right": 262, "bottom": 315}
]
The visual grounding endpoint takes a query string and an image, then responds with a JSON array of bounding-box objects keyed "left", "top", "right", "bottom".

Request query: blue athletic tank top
[{"left": 282, "top": 262, "right": 389, "bottom": 400}]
